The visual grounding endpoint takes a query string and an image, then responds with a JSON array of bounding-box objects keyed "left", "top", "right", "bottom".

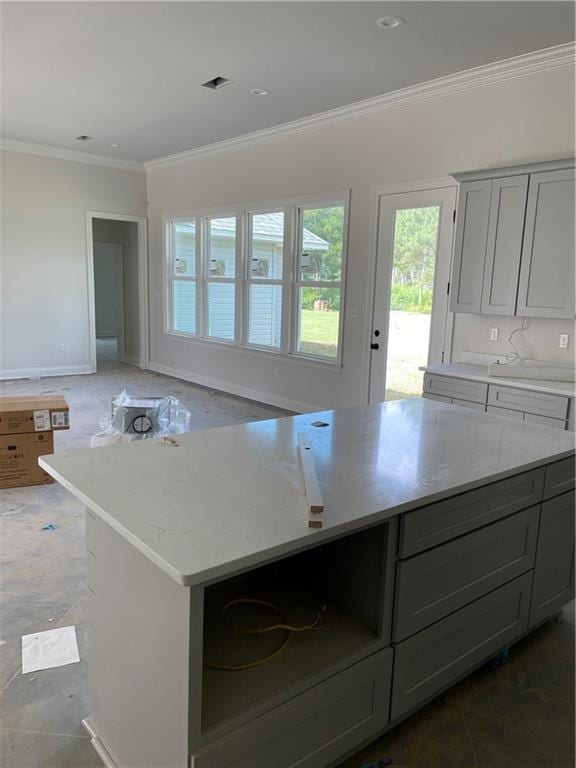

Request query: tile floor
[{"left": 0, "top": 353, "right": 574, "bottom": 768}]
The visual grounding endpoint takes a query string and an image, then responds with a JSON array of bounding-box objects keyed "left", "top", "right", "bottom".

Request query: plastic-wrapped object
[{"left": 90, "top": 391, "right": 191, "bottom": 447}]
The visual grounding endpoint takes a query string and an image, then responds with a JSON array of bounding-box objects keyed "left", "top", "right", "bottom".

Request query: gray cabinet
[
  {"left": 530, "top": 491, "right": 575, "bottom": 627},
  {"left": 517, "top": 169, "right": 575, "bottom": 319},
  {"left": 450, "top": 160, "right": 574, "bottom": 318},
  {"left": 391, "top": 573, "right": 532, "bottom": 721},
  {"left": 394, "top": 506, "right": 539, "bottom": 641},
  {"left": 449, "top": 180, "right": 491, "bottom": 313},
  {"left": 481, "top": 175, "right": 528, "bottom": 316}
]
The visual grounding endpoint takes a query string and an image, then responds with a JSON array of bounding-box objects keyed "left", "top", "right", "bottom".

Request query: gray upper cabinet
[
  {"left": 450, "top": 159, "right": 574, "bottom": 319},
  {"left": 481, "top": 175, "right": 528, "bottom": 316},
  {"left": 449, "top": 180, "right": 491, "bottom": 313},
  {"left": 516, "top": 169, "right": 575, "bottom": 319}
]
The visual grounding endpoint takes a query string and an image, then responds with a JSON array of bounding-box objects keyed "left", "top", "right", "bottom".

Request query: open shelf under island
[{"left": 40, "top": 398, "right": 575, "bottom": 768}]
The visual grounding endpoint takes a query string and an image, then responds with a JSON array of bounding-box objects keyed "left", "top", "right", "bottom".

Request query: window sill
[{"left": 163, "top": 330, "right": 343, "bottom": 370}]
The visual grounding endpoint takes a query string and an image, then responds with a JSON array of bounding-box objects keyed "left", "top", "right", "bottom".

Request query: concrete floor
[{"left": 1, "top": 354, "right": 574, "bottom": 768}]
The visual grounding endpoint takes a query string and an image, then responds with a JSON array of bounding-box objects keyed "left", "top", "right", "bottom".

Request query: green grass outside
[{"left": 299, "top": 309, "right": 339, "bottom": 358}]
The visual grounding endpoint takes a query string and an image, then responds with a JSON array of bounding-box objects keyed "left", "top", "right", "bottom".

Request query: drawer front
[
  {"left": 394, "top": 507, "right": 539, "bottom": 641},
  {"left": 530, "top": 491, "right": 575, "bottom": 627},
  {"left": 422, "top": 393, "right": 451, "bottom": 404},
  {"left": 423, "top": 374, "right": 488, "bottom": 404},
  {"left": 399, "top": 468, "right": 544, "bottom": 557},
  {"left": 193, "top": 649, "right": 393, "bottom": 768},
  {"left": 391, "top": 573, "right": 531, "bottom": 721},
  {"left": 544, "top": 457, "right": 575, "bottom": 499},
  {"left": 452, "top": 398, "right": 485, "bottom": 412},
  {"left": 488, "top": 384, "right": 569, "bottom": 420},
  {"left": 487, "top": 405, "right": 524, "bottom": 421},
  {"left": 524, "top": 413, "right": 566, "bottom": 430}
]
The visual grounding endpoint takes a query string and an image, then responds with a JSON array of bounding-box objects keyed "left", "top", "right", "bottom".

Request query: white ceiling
[{"left": 1, "top": 2, "right": 574, "bottom": 163}]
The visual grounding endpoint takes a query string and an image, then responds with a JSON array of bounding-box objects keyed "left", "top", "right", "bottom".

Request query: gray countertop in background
[{"left": 423, "top": 363, "right": 575, "bottom": 398}]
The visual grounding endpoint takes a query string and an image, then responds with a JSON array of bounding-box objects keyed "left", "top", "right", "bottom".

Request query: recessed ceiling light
[
  {"left": 75, "top": 134, "right": 92, "bottom": 141},
  {"left": 111, "top": 143, "right": 119, "bottom": 148},
  {"left": 376, "top": 16, "right": 405, "bottom": 29},
  {"left": 250, "top": 88, "right": 270, "bottom": 96}
]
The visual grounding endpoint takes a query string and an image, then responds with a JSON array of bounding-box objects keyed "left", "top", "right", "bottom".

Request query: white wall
[
  {"left": 0, "top": 150, "right": 146, "bottom": 378},
  {"left": 146, "top": 65, "right": 575, "bottom": 411},
  {"left": 92, "top": 218, "right": 141, "bottom": 363}
]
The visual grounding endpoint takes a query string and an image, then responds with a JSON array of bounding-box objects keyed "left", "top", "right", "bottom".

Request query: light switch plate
[
  {"left": 559, "top": 334, "right": 570, "bottom": 349},
  {"left": 489, "top": 328, "right": 499, "bottom": 342}
]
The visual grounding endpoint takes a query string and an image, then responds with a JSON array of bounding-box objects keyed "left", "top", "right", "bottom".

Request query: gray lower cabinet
[
  {"left": 399, "top": 468, "right": 544, "bottom": 557},
  {"left": 481, "top": 175, "right": 528, "bottom": 316},
  {"left": 391, "top": 573, "right": 532, "bottom": 721},
  {"left": 193, "top": 649, "right": 393, "bottom": 768},
  {"left": 394, "top": 507, "right": 539, "bottom": 641},
  {"left": 487, "top": 384, "right": 570, "bottom": 421},
  {"left": 543, "top": 457, "right": 575, "bottom": 500},
  {"left": 423, "top": 373, "right": 487, "bottom": 404},
  {"left": 517, "top": 168, "right": 575, "bottom": 319},
  {"left": 530, "top": 491, "right": 575, "bottom": 627}
]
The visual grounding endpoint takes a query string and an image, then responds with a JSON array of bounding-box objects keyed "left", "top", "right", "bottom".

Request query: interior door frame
[
  {"left": 86, "top": 211, "right": 148, "bottom": 373},
  {"left": 366, "top": 177, "right": 457, "bottom": 404},
  {"left": 93, "top": 241, "right": 125, "bottom": 361}
]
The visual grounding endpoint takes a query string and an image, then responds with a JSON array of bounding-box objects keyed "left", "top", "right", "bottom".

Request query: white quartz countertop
[
  {"left": 40, "top": 399, "right": 574, "bottom": 587},
  {"left": 422, "top": 363, "right": 576, "bottom": 397}
]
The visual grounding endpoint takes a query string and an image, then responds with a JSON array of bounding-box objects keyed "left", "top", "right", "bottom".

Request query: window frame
[{"left": 164, "top": 191, "right": 349, "bottom": 366}]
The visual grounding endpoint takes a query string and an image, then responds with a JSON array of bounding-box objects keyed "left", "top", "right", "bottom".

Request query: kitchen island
[{"left": 40, "top": 398, "right": 575, "bottom": 768}]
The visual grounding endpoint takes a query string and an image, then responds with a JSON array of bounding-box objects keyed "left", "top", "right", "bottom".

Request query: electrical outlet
[
  {"left": 57, "top": 342, "right": 65, "bottom": 352},
  {"left": 489, "top": 328, "right": 499, "bottom": 342},
  {"left": 559, "top": 334, "right": 569, "bottom": 349}
]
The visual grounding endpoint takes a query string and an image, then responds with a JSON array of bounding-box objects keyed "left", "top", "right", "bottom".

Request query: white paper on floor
[{"left": 21, "top": 625, "right": 80, "bottom": 673}]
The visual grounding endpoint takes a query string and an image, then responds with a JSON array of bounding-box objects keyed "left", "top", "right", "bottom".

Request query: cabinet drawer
[
  {"left": 452, "top": 398, "right": 485, "bottom": 412},
  {"left": 487, "top": 384, "right": 569, "bottom": 420},
  {"left": 399, "top": 468, "right": 544, "bottom": 557},
  {"left": 193, "top": 648, "right": 392, "bottom": 768},
  {"left": 544, "top": 457, "right": 575, "bottom": 499},
  {"left": 530, "top": 491, "right": 575, "bottom": 626},
  {"left": 524, "top": 413, "right": 566, "bottom": 430},
  {"left": 391, "top": 573, "right": 531, "bottom": 721},
  {"left": 422, "top": 393, "right": 451, "bottom": 404},
  {"left": 423, "top": 374, "right": 487, "bottom": 404},
  {"left": 487, "top": 405, "right": 524, "bottom": 421},
  {"left": 394, "top": 507, "right": 539, "bottom": 641}
]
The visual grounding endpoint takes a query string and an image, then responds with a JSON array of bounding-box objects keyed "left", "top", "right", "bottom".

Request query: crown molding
[
  {"left": 0, "top": 138, "right": 145, "bottom": 171},
  {"left": 146, "top": 42, "right": 575, "bottom": 170}
]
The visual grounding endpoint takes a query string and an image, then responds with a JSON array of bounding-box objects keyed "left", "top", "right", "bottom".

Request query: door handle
[{"left": 371, "top": 343, "right": 380, "bottom": 350}]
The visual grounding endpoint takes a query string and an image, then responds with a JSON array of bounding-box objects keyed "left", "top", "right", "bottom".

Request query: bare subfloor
[{"left": 1, "top": 357, "right": 574, "bottom": 768}]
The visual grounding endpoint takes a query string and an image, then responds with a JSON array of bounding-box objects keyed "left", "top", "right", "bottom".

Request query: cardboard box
[
  {"left": 0, "top": 432, "right": 55, "bottom": 489},
  {"left": 0, "top": 395, "right": 70, "bottom": 435}
]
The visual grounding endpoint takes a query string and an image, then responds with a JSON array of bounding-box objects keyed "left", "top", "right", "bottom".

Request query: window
[
  {"left": 166, "top": 194, "right": 348, "bottom": 363},
  {"left": 206, "top": 216, "right": 237, "bottom": 341},
  {"left": 246, "top": 212, "right": 285, "bottom": 349},
  {"left": 171, "top": 219, "right": 198, "bottom": 334},
  {"left": 295, "top": 205, "right": 345, "bottom": 360}
]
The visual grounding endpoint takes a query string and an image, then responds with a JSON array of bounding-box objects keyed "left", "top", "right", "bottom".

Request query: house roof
[{"left": 177, "top": 213, "right": 329, "bottom": 249}]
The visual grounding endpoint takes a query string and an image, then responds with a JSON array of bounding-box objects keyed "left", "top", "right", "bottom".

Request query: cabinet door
[
  {"left": 481, "top": 175, "right": 528, "bottom": 315},
  {"left": 450, "top": 180, "right": 491, "bottom": 313},
  {"left": 517, "top": 169, "right": 575, "bottom": 319},
  {"left": 530, "top": 490, "right": 575, "bottom": 627}
]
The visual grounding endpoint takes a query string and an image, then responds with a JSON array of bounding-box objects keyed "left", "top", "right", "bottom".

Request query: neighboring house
[{"left": 174, "top": 213, "right": 328, "bottom": 346}]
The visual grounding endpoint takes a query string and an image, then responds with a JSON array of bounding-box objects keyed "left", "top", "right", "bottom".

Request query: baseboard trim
[
  {"left": 0, "top": 364, "right": 93, "bottom": 381},
  {"left": 119, "top": 355, "right": 142, "bottom": 368},
  {"left": 148, "top": 361, "right": 313, "bottom": 413}
]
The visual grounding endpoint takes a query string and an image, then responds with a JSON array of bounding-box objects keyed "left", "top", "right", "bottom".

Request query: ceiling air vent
[{"left": 201, "top": 76, "right": 232, "bottom": 90}]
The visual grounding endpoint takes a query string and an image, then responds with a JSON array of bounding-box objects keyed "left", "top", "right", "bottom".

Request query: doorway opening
[
  {"left": 87, "top": 213, "right": 148, "bottom": 372},
  {"left": 369, "top": 183, "right": 457, "bottom": 403}
]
